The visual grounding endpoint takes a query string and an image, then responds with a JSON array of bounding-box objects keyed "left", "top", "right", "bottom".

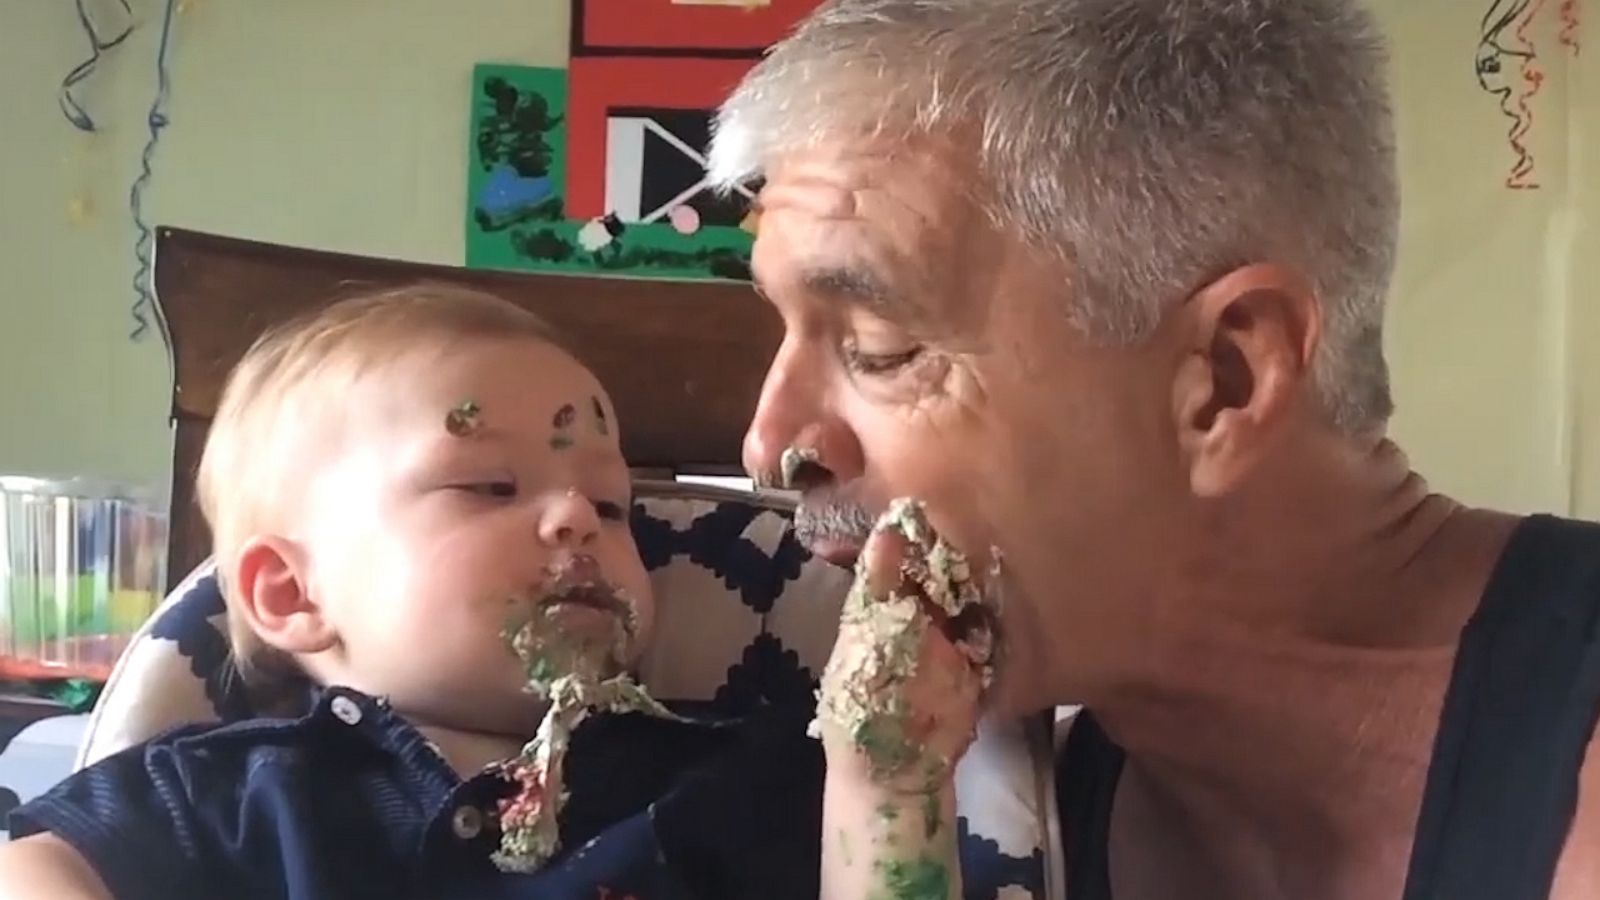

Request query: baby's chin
[
  {"left": 507, "top": 604, "right": 649, "bottom": 681},
  {"left": 406, "top": 665, "right": 552, "bottom": 731},
  {"left": 435, "top": 689, "right": 551, "bottom": 739}
]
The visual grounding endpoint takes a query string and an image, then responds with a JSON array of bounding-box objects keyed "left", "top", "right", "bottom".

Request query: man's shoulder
[
  {"left": 1478, "top": 514, "right": 1600, "bottom": 615},
  {"left": 1552, "top": 725, "right": 1600, "bottom": 898},
  {"left": 1538, "top": 515, "right": 1600, "bottom": 898},
  {"left": 1499, "top": 513, "right": 1600, "bottom": 558},
  {"left": 1416, "top": 512, "right": 1600, "bottom": 899}
]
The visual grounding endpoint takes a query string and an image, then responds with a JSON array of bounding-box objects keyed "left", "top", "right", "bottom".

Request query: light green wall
[
  {"left": 0, "top": 0, "right": 566, "bottom": 495},
  {"left": 1378, "top": 2, "right": 1595, "bottom": 518},
  {"left": 1, "top": 1, "right": 1595, "bottom": 517}
]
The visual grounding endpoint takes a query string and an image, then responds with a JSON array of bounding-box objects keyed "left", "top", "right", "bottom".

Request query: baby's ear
[{"left": 232, "top": 537, "right": 338, "bottom": 655}]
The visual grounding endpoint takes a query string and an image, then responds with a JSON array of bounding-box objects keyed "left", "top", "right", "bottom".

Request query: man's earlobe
[
  {"left": 1172, "top": 265, "right": 1320, "bottom": 497},
  {"left": 233, "top": 537, "right": 338, "bottom": 655}
]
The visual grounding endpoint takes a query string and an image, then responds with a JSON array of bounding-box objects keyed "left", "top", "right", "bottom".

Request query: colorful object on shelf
[
  {"left": 0, "top": 477, "right": 168, "bottom": 682},
  {"left": 668, "top": 205, "right": 702, "bottom": 235}
]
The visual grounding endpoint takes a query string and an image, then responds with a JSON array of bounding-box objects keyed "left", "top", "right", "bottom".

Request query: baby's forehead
[
  {"left": 335, "top": 342, "right": 611, "bottom": 441},
  {"left": 364, "top": 338, "right": 602, "bottom": 403}
]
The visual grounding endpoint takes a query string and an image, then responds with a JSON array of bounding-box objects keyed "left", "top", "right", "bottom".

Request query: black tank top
[{"left": 1057, "top": 514, "right": 1600, "bottom": 900}]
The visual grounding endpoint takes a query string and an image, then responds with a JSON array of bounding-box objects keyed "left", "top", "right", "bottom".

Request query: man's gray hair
[{"left": 709, "top": 0, "right": 1399, "bottom": 433}]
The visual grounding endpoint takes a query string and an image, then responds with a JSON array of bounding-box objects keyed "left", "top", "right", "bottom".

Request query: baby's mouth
[
  {"left": 538, "top": 583, "right": 630, "bottom": 619},
  {"left": 501, "top": 557, "right": 641, "bottom": 696},
  {"left": 533, "top": 562, "right": 639, "bottom": 641}
]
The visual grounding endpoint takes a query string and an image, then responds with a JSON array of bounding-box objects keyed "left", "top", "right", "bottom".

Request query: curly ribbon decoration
[
  {"left": 128, "top": 0, "right": 180, "bottom": 345},
  {"left": 59, "top": 0, "right": 136, "bottom": 133}
]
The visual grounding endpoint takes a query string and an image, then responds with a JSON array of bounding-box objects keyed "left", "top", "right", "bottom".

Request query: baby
[{"left": 0, "top": 284, "right": 830, "bottom": 899}]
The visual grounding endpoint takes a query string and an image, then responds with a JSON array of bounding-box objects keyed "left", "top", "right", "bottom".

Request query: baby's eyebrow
[{"left": 404, "top": 427, "right": 513, "bottom": 469}]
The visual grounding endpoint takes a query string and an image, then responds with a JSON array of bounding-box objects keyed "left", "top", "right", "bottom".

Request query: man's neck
[
  {"left": 1070, "top": 435, "right": 1521, "bottom": 892},
  {"left": 1154, "top": 437, "right": 1473, "bottom": 646},
  {"left": 1101, "top": 433, "right": 1511, "bottom": 736}
]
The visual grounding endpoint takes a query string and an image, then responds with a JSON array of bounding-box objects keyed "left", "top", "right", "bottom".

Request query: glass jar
[{"left": 0, "top": 476, "right": 168, "bottom": 681}]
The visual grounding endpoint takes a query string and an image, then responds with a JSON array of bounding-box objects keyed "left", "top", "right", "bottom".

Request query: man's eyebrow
[{"left": 798, "top": 264, "right": 918, "bottom": 324}]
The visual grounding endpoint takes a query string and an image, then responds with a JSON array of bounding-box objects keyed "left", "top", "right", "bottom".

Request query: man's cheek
[{"left": 903, "top": 357, "right": 996, "bottom": 447}]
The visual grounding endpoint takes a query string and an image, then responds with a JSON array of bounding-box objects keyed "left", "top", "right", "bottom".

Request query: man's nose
[
  {"left": 742, "top": 340, "right": 863, "bottom": 489},
  {"left": 744, "top": 336, "right": 819, "bottom": 484}
]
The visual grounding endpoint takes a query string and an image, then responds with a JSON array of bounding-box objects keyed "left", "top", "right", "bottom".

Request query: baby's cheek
[{"left": 622, "top": 577, "right": 656, "bottom": 643}]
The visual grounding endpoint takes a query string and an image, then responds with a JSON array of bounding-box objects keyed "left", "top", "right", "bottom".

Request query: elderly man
[{"left": 709, "top": 1, "right": 1600, "bottom": 899}]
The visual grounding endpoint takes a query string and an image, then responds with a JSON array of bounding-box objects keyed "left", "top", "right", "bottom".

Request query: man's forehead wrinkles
[
  {"left": 756, "top": 177, "right": 858, "bottom": 219},
  {"left": 752, "top": 157, "right": 973, "bottom": 332},
  {"left": 761, "top": 186, "right": 942, "bottom": 238},
  {"left": 758, "top": 155, "right": 950, "bottom": 228}
]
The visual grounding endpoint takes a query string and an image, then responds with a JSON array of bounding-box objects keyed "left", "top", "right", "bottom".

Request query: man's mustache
[{"left": 792, "top": 497, "right": 876, "bottom": 550}]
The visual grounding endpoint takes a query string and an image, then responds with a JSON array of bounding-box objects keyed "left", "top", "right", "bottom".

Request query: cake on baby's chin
[{"left": 489, "top": 569, "right": 677, "bottom": 874}]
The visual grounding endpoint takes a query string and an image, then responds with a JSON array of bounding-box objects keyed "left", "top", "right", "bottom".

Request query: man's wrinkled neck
[
  {"left": 1082, "top": 426, "right": 1518, "bottom": 796},
  {"left": 1157, "top": 430, "right": 1460, "bottom": 647}
]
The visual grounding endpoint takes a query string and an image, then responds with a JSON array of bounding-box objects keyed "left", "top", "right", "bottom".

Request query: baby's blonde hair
[{"left": 196, "top": 282, "right": 559, "bottom": 689}]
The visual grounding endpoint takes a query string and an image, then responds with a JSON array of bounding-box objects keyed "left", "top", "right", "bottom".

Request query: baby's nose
[{"left": 540, "top": 489, "right": 600, "bottom": 547}]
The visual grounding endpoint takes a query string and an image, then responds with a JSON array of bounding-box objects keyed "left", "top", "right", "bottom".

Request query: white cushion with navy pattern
[{"left": 75, "top": 482, "right": 1059, "bottom": 899}]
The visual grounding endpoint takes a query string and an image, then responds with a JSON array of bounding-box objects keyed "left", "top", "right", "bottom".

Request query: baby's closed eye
[{"left": 450, "top": 479, "right": 519, "bottom": 499}]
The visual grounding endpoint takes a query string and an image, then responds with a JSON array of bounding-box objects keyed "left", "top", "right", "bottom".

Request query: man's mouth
[
  {"left": 795, "top": 496, "right": 1001, "bottom": 672},
  {"left": 939, "top": 596, "right": 998, "bottom": 671},
  {"left": 874, "top": 497, "right": 1001, "bottom": 679}
]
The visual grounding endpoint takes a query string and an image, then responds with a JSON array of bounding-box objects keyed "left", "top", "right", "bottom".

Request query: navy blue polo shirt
[{"left": 10, "top": 686, "right": 824, "bottom": 900}]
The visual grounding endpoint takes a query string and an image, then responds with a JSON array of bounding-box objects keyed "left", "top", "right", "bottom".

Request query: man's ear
[
  {"left": 1171, "top": 263, "right": 1320, "bottom": 497},
  {"left": 232, "top": 536, "right": 338, "bottom": 655}
]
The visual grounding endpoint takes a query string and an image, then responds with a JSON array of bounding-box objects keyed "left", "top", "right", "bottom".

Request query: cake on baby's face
[
  {"left": 490, "top": 550, "right": 673, "bottom": 875},
  {"left": 503, "top": 555, "right": 641, "bottom": 698},
  {"left": 424, "top": 391, "right": 671, "bottom": 874}
]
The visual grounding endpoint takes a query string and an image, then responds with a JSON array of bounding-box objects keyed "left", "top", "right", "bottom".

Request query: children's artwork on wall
[
  {"left": 465, "top": 0, "right": 827, "bottom": 282},
  {"left": 1473, "top": 0, "right": 1583, "bottom": 190}
]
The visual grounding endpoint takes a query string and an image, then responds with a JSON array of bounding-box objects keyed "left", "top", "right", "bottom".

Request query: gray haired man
[{"left": 712, "top": 2, "right": 1600, "bottom": 899}]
